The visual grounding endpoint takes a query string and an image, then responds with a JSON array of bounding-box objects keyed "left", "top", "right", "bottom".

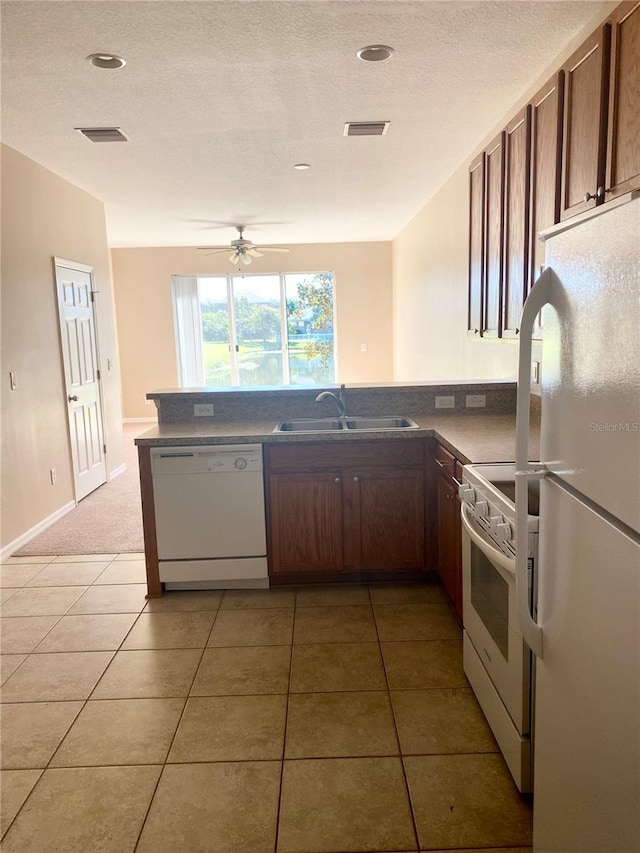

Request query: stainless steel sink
[
  {"left": 275, "top": 419, "right": 344, "bottom": 432},
  {"left": 274, "top": 416, "right": 419, "bottom": 433},
  {"left": 345, "top": 416, "right": 419, "bottom": 430}
]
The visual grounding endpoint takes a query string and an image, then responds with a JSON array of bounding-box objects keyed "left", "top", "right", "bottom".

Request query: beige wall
[
  {"left": 1, "top": 145, "right": 124, "bottom": 551},
  {"left": 392, "top": 1, "right": 615, "bottom": 383},
  {"left": 111, "top": 242, "right": 393, "bottom": 419}
]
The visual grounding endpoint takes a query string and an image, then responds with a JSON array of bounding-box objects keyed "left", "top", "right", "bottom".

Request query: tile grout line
[
  {"left": 370, "top": 583, "right": 422, "bottom": 853},
  {"left": 132, "top": 590, "right": 225, "bottom": 852},
  {"left": 272, "top": 586, "right": 298, "bottom": 853},
  {"left": 0, "top": 552, "right": 147, "bottom": 842}
]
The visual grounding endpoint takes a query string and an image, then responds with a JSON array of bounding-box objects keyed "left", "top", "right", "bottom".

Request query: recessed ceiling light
[
  {"left": 86, "top": 53, "right": 127, "bottom": 69},
  {"left": 293, "top": 163, "right": 311, "bottom": 170},
  {"left": 356, "top": 45, "right": 394, "bottom": 62}
]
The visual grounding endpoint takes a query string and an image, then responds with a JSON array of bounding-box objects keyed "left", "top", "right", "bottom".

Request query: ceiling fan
[{"left": 197, "top": 225, "right": 291, "bottom": 266}]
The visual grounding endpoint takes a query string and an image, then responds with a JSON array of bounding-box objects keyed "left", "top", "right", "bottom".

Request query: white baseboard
[
  {"left": 109, "top": 463, "right": 127, "bottom": 481},
  {"left": 1, "top": 500, "right": 76, "bottom": 562},
  {"left": 123, "top": 418, "right": 157, "bottom": 423}
]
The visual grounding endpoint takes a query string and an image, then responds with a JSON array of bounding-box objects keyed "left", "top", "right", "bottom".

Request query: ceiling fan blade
[
  {"left": 229, "top": 251, "right": 240, "bottom": 265},
  {"left": 247, "top": 248, "right": 263, "bottom": 258},
  {"left": 197, "top": 246, "right": 231, "bottom": 251},
  {"left": 255, "top": 247, "right": 291, "bottom": 253}
]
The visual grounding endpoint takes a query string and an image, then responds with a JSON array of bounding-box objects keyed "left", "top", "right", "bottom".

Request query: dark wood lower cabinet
[
  {"left": 266, "top": 440, "right": 426, "bottom": 578},
  {"left": 268, "top": 472, "right": 344, "bottom": 573},
  {"left": 432, "top": 444, "right": 464, "bottom": 622},
  {"left": 347, "top": 468, "right": 425, "bottom": 570}
]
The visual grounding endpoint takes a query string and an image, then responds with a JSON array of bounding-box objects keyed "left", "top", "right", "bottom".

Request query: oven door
[{"left": 461, "top": 504, "right": 531, "bottom": 735}]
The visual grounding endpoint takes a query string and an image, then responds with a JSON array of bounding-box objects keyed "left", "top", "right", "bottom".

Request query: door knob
[
  {"left": 68, "top": 395, "right": 79, "bottom": 402},
  {"left": 353, "top": 476, "right": 359, "bottom": 482}
]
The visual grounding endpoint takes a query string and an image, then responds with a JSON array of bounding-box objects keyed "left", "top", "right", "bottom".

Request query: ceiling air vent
[
  {"left": 343, "top": 121, "right": 390, "bottom": 137},
  {"left": 75, "top": 127, "right": 130, "bottom": 143}
]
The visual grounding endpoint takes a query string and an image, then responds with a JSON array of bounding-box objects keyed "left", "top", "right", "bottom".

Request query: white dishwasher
[{"left": 151, "top": 444, "right": 268, "bottom": 589}]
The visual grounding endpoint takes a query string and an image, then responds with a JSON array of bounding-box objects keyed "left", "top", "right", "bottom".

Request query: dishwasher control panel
[{"left": 151, "top": 445, "right": 263, "bottom": 476}]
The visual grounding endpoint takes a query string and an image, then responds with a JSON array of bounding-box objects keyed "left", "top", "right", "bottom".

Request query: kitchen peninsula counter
[{"left": 134, "top": 411, "right": 540, "bottom": 465}]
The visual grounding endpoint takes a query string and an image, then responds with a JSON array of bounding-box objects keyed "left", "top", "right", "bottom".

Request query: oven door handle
[{"left": 460, "top": 504, "right": 516, "bottom": 577}]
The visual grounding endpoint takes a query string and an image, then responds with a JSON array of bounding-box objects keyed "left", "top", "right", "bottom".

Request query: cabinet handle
[
  {"left": 353, "top": 476, "right": 359, "bottom": 482},
  {"left": 446, "top": 493, "right": 454, "bottom": 501},
  {"left": 435, "top": 459, "right": 445, "bottom": 468},
  {"left": 334, "top": 477, "right": 340, "bottom": 483},
  {"left": 596, "top": 186, "right": 605, "bottom": 199}
]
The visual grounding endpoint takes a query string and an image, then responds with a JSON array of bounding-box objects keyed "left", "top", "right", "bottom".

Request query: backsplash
[{"left": 149, "top": 382, "right": 518, "bottom": 424}]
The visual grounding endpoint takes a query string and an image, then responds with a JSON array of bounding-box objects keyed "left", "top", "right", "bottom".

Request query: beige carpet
[{"left": 16, "top": 423, "right": 151, "bottom": 556}]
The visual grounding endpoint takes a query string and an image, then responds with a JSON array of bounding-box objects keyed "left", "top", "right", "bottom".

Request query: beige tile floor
[{"left": 0, "top": 552, "right": 533, "bottom": 852}]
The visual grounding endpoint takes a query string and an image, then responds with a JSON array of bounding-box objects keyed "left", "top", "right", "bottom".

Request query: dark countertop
[{"left": 134, "top": 412, "right": 540, "bottom": 465}]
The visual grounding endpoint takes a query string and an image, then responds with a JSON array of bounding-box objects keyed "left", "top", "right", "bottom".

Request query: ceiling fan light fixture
[
  {"left": 356, "top": 45, "right": 394, "bottom": 62},
  {"left": 229, "top": 251, "right": 240, "bottom": 265},
  {"left": 241, "top": 253, "right": 252, "bottom": 265},
  {"left": 86, "top": 53, "right": 127, "bottom": 69}
]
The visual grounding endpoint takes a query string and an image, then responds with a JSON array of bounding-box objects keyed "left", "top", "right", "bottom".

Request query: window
[{"left": 172, "top": 272, "right": 336, "bottom": 387}]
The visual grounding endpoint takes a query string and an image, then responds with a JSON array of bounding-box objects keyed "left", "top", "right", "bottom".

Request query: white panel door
[{"left": 55, "top": 261, "right": 107, "bottom": 501}]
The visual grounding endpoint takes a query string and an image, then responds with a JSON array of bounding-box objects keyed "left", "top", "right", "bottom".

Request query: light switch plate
[
  {"left": 194, "top": 403, "right": 214, "bottom": 417},
  {"left": 435, "top": 395, "right": 455, "bottom": 409},
  {"left": 465, "top": 394, "right": 486, "bottom": 408}
]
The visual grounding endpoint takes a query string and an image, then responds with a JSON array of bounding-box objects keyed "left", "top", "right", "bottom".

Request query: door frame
[{"left": 53, "top": 256, "right": 107, "bottom": 503}]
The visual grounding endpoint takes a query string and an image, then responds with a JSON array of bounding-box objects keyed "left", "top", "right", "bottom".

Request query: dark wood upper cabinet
[
  {"left": 560, "top": 25, "right": 612, "bottom": 220},
  {"left": 529, "top": 73, "right": 564, "bottom": 286},
  {"left": 502, "top": 108, "right": 532, "bottom": 338},
  {"left": 468, "top": 153, "right": 485, "bottom": 338},
  {"left": 482, "top": 133, "right": 505, "bottom": 338},
  {"left": 606, "top": 1, "right": 640, "bottom": 199}
]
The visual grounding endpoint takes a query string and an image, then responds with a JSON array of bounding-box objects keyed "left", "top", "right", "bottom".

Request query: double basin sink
[{"left": 274, "top": 416, "right": 419, "bottom": 433}]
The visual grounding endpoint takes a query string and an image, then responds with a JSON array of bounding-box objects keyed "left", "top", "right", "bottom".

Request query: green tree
[
  {"left": 201, "top": 310, "right": 229, "bottom": 342},
  {"left": 290, "top": 273, "right": 334, "bottom": 366}
]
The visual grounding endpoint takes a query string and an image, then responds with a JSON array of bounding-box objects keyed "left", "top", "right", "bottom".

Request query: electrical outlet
[
  {"left": 532, "top": 361, "right": 540, "bottom": 384},
  {"left": 465, "top": 394, "right": 486, "bottom": 408},
  {"left": 194, "top": 403, "right": 214, "bottom": 417},
  {"left": 9, "top": 372, "right": 17, "bottom": 390},
  {"left": 360, "top": 343, "right": 367, "bottom": 352},
  {"left": 435, "top": 395, "right": 455, "bottom": 409},
  {"left": 107, "top": 358, "right": 113, "bottom": 371},
  {"left": 50, "top": 468, "right": 57, "bottom": 485}
]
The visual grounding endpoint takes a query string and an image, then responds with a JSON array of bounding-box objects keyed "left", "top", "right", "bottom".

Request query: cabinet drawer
[
  {"left": 267, "top": 439, "right": 424, "bottom": 473},
  {"left": 434, "top": 443, "right": 456, "bottom": 477}
]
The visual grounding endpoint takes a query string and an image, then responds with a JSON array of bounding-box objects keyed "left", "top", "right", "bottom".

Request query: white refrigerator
[{"left": 515, "top": 195, "right": 640, "bottom": 853}]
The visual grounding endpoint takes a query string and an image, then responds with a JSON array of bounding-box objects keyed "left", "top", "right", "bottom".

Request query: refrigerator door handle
[
  {"left": 515, "top": 267, "right": 559, "bottom": 660},
  {"left": 515, "top": 266, "right": 557, "bottom": 471},
  {"left": 515, "top": 469, "right": 545, "bottom": 658}
]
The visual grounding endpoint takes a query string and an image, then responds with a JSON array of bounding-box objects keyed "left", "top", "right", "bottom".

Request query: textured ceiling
[{"left": 1, "top": 0, "right": 606, "bottom": 248}]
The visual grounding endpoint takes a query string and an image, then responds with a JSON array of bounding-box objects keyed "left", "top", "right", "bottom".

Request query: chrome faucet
[{"left": 315, "top": 383, "right": 348, "bottom": 418}]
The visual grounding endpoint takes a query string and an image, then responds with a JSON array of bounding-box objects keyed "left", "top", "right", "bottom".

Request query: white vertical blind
[{"left": 171, "top": 276, "right": 204, "bottom": 387}]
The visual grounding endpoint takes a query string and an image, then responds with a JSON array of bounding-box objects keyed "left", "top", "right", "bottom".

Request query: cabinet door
[
  {"left": 468, "top": 153, "right": 485, "bottom": 338},
  {"left": 606, "top": 1, "right": 640, "bottom": 199},
  {"left": 502, "top": 108, "right": 531, "bottom": 338},
  {"left": 436, "top": 473, "right": 461, "bottom": 619},
  {"left": 560, "top": 25, "right": 611, "bottom": 220},
  {"left": 529, "top": 72, "right": 564, "bottom": 289},
  {"left": 268, "top": 472, "right": 343, "bottom": 573},
  {"left": 346, "top": 468, "right": 425, "bottom": 570},
  {"left": 482, "top": 132, "right": 505, "bottom": 338}
]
